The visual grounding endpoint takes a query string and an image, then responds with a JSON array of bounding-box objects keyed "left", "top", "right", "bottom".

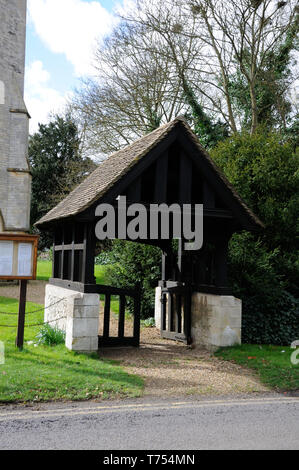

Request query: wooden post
[
  {"left": 133, "top": 285, "right": 141, "bottom": 347},
  {"left": 16, "top": 280, "right": 28, "bottom": 350},
  {"left": 82, "top": 222, "right": 96, "bottom": 284}
]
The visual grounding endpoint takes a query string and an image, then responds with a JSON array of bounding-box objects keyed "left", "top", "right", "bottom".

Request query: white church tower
[{"left": 0, "top": 0, "right": 31, "bottom": 234}]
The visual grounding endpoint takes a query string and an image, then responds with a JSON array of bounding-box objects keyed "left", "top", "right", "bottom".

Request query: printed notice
[
  {"left": 0, "top": 241, "right": 14, "bottom": 276},
  {"left": 18, "top": 243, "right": 33, "bottom": 276}
]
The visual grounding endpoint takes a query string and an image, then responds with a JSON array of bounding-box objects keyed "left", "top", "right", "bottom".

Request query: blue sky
[{"left": 25, "top": 0, "right": 125, "bottom": 133}]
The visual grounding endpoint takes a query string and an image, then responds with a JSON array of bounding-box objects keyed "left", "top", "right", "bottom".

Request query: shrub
[
  {"left": 105, "top": 240, "right": 161, "bottom": 319},
  {"left": 141, "top": 317, "right": 156, "bottom": 328},
  {"left": 211, "top": 129, "right": 299, "bottom": 345},
  {"left": 95, "top": 251, "right": 113, "bottom": 265},
  {"left": 36, "top": 324, "right": 66, "bottom": 346}
]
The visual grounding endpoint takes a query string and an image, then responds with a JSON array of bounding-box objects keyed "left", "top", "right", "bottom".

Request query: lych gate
[{"left": 36, "top": 117, "right": 262, "bottom": 352}]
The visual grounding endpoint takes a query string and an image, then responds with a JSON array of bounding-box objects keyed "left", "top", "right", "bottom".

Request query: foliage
[
  {"left": 29, "top": 114, "right": 96, "bottom": 249},
  {"left": 141, "top": 317, "right": 156, "bottom": 328},
  {"left": 36, "top": 324, "right": 66, "bottom": 346},
  {"left": 211, "top": 130, "right": 299, "bottom": 344},
  {"left": 105, "top": 240, "right": 161, "bottom": 319},
  {"left": 228, "top": 233, "right": 299, "bottom": 344},
  {"left": 95, "top": 251, "right": 113, "bottom": 266},
  {"left": 228, "top": 18, "right": 298, "bottom": 131},
  {"left": 212, "top": 130, "right": 299, "bottom": 252},
  {"left": 215, "top": 344, "right": 299, "bottom": 391},
  {"left": 182, "top": 80, "right": 229, "bottom": 148}
]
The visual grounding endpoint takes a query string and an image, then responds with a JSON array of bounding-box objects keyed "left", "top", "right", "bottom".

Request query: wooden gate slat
[
  {"left": 161, "top": 285, "right": 192, "bottom": 345},
  {"left": 176, "top": 294, "right": 182, "bottom": 334},
  {"left": 103, "top": 294, "right": 111, "bottom": 338}
]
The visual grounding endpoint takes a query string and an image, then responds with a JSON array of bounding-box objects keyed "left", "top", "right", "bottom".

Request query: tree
[
  {"left": 71, "top": 20, "right": 190, "bottom": 155},
  {"left": 122, "top": 0, "right": 298, "bottom": 134},
  {"left": 210, "top": 129, "right": 299, "bottom": 344},
  {"left": 227, "top": 16, "right": 299, "bottom": 131},
  {"left": 182, "top": 79, "right": 229, "bottom": 147},
  {"left": 29, "top": 114, "right": 96, "bottom": 249}
]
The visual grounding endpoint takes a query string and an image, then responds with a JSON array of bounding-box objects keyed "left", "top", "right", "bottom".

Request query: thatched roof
[{"left": 36, "top": 116, "right": 263, "bottom": 229}]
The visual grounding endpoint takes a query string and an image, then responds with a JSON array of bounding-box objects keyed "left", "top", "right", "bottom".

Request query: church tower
[{"left": 0, "top": 0, "right": 31, "bottom": 233}]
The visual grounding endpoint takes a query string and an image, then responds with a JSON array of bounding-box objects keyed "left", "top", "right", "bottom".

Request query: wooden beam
[
  {"left": 54, "top": 244, "right": 84, "bottom": 251},
  {"left": 168, "top": 293, "right": 173, "bottom": 332},
  {"left": 179, "top": 152, "right": 192, "bottom": 203},
  {"left": 60, "top": 226, "right": 65, "bottom": 279},
  {"left": 176, "top": 294, "right": 182, "bottom": 334},
  {"left": 103, "top": 294, "right": 111, "bottom": 338},
  {"left": 133, "top": 287, "right": 141, "bottom": 347},
  {"left": 70, "top": 225, "right": 75, "bottom": 282},
  {"left": 82, "top": 222, "right": 96, "bottom": 284},
  {"left": 154, "top": 151, "right": 168, "bottom": 202},
  {"left": 203, "top": 181, "right": 215, "bottom": 209},
  {"left": 127, "top": 177, "right": 141, "bottom": 202}
]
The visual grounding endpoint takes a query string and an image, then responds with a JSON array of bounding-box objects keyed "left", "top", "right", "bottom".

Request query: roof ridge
[{"left": 36, "top": 116, "right": 263, "bottom": 230}]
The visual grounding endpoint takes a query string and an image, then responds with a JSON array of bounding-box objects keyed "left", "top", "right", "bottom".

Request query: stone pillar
[
  {"left": 154, "top": 287, "right": 242, "bottom": 351},
  {"left": 45, "top": 284, "right": 100, "bottom": 353},
  {"left": 155, "top": 286, "right": 162, "bottom": 330},
  {"left": 191, "top": 293, "right": 241, "bottom": 351}
]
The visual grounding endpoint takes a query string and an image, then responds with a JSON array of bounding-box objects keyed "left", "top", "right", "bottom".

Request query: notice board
[{"left": 0, "top": 234, "right": 39, "bottom": 280}]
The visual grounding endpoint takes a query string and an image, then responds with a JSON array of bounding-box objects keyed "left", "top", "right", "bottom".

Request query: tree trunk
[{"left": 250, "top": 84, "right": 258, "bottom": 134}]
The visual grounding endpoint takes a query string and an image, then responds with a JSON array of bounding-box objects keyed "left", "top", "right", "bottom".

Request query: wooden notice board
[{"left": 0, "top": 234, "right": 39, "bottom": 280}]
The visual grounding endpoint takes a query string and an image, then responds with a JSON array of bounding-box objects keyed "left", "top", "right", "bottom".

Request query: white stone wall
[
  {"left": 45, "top": 284, "right": 100, "bottom": 353},
  {"left": 154, "top": 287, "right": 242, "bottom": 350},
  {"left": 155, "top": 286, "right": 162, "bottom": 330},
  {"left": 191, "top": 293, "right": 241, "bottom": 351}
]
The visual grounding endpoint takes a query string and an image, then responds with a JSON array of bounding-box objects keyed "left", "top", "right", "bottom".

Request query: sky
[{"left": 25, "top": 0, "right": 126, "bottom": 133}]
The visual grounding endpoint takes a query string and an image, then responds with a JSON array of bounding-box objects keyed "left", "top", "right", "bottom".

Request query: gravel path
[
  {"left": 0, "top": 281, "right": 269, "bottom": 398},
  {"left": 100, "top": 319, "right": 269, "bottom": 397}
]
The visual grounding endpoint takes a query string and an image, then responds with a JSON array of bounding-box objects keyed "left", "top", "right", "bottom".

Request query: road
[{"left": 0, "top": 395, "right": 298, "bottom": 450}]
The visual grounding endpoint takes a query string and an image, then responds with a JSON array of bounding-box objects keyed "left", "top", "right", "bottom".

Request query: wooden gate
[
  {"left": 160, "top": 282, "right": 192, "bottom": 345},
  {"left": 97, "top": 285, "right": 141, "bottom": 348}
]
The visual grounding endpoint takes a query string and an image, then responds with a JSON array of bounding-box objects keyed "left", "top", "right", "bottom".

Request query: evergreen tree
[{"left": 29, "top": 114, "right": 96, "bottom": 249}]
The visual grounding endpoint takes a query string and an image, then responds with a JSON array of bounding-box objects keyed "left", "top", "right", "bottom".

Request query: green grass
[
  {"left": 215, "top": 344, "right": 299, "bottom": 392},
  {"left": 36, "top": 260, "right": 52, "bottom": 281},
  {"left": 36, "top": 260, "right": 122, "bottom": 312},
  {"left": 0, "top": 296, "right": 143, "bottom": 403},
  {"left": 37, "top": 260, "right": 108, "bottom": 285}
]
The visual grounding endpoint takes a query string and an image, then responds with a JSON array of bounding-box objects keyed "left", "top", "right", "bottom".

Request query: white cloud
[
  {"left": 27, "top": 0, "right": 118, "bottom": 76},
  {"left": 25, "top": 61, "right": 69, "bottom": 133}
]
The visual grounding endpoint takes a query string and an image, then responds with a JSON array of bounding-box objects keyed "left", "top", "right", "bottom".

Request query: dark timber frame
[{"left": 36, "top": 118, "right": 262, "bottom": 348}]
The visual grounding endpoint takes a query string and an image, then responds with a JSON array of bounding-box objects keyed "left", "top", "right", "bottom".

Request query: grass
[
  {"left": 215, "top": 344, "right": 299, "bottom": 392},
  {"left": 37, "top": 260, "right": 121, "bottom": 312},
  {"left": 36, "top": 260, "right": 108, "bottom": 285},
  {"left": 36, "top": 260, "right": 52, "bottom": 281},
  {"left": 0, "top": 296, "right": 143, "bottom": 403}
]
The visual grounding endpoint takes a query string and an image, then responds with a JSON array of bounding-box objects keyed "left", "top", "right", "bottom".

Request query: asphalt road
[{"left": 0, "top": 395, "right": 298, "bottom": 450}]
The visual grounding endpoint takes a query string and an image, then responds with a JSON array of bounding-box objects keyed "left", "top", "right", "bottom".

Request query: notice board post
[{"left": 0, "top": 234, "right": 39, "bottom": 349}]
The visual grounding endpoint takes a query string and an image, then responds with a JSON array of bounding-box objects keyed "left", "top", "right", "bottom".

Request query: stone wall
[
  {"left": 155, "top": 287, "right": 242, "bottom": 351},
  {"left": 0, "top": 0, "right": 31, "bottom": 233},
  {"left": 191, "top": 293, "right": 241, "bottom": 351},
  {"left": 45, "top": 284, "right": 100, "bottom": 353}
]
